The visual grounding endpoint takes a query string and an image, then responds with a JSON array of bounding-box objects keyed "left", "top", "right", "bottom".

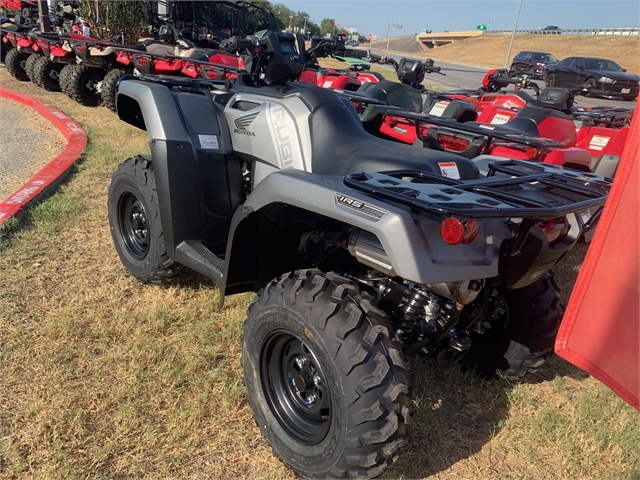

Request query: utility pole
[
  {"left": 37, "top": 0, "right": 51, "bottom": 32},
  {"left": 385, "top": 0, "right": 396, "bottom": 54},
  {"left": 505, "top": 0, "right": 524, "bottom": 67},
  {"left": 370, "top": 3, "right": 375, "bottom": 46},
  {"left": 303, "top": 16, "right": 308, "bottom": 40}
]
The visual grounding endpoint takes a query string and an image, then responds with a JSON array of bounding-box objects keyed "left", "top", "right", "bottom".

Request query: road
[{"left": 370, "top": 49, "right": 636, "bottom": 109}]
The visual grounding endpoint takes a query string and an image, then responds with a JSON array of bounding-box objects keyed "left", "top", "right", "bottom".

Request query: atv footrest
[{"left": 176, "top": 240, "right": 225, "bottom": 282}]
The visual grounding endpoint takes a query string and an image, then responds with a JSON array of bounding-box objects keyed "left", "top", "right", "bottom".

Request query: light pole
[
  {"left": 289, "top": 15, "right": 293, "bottom": 32},
  {"left": 386, "top": 0, "right": 396, "bottom": 54},
  {"left": 505, "top": 0, "right": 524, "bottom": 67},
  {"left": 303, "top": 15, "right": 308, "bottom": 40},
  {"left": 370, "top": 3, "right": 375, "bottom": 46}
]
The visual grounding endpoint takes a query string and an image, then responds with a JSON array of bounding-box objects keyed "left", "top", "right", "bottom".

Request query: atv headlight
[{"left": 598, "top": 76, "right": 615, "bottom": 84}]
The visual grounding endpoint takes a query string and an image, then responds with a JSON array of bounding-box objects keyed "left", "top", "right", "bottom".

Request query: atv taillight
[
  {"left": 437, "top": 134, "right": 470, "bottom": 152},
  {"left": 238, "top": 58, "right": 245, "bottom": 69},
  {"left": 76, "top": 45, "right": 85, "bottom": 52},
  {"left": 440, "top": 218, "right": 479, "bottom": 245},
  {"left": 205, "top": 69, "right": 220, "bottom": 79},
  {"left": 539, "top": 217, "right": 570, "bottom": 244},
  {"left": 525, "top": 147, "right": 538, "bottom": 159},
  {"left": 137, "top": 57, "right": 148, "bottom": 67},
  {"left": 384, "top": 115, "right": 398, "bottom": 128}
]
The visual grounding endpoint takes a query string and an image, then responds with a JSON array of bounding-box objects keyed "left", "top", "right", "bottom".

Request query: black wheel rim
[
  {"left": 84, "top": 73, "right": 103, "bottom": 95},
  {"left": 474, "top": 288, "right": 509, "bottom": 348},
  {"left": 117, "top": 191, "right": 149, "bottom": 260},
  {"left": 261, "top": 329, "right": 331, "bottom": 445}
]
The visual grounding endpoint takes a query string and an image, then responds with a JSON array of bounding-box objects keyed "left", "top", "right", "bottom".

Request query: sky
[{"left": 284, "top": 0, "right": 640, "bottom": 38}]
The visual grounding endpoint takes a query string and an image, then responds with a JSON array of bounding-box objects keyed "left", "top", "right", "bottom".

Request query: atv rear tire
[
  {"left": 5, "top": 48, "right": 30, "bottom": 81},
  {"left": 462, "top": 273, "right": 563, "bottom": 380},
  {"left": 24, "top": 52, "right": 40, "bottom": 80},
  {"left": 101, "top": 68, "right": 130, "bottom": 112},
  {"left": 63, "top": 65, "right": 106, "bottom": 106},
  {"left": 58, "top": 64, "right": 77, "bottom": 95},
  {"left": 32, "top": 57, "right": 64, "bottom": 91},
  {"left": 242, "top": 270, "right": 413, "bottom": 479},
  {"left": 108, "top": 156, "right": 182, "bottom": 285}
]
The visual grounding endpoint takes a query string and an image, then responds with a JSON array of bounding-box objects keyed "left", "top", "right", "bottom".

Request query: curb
[{"left": 0, "top": 86, "right": 87, "bottom": 227}]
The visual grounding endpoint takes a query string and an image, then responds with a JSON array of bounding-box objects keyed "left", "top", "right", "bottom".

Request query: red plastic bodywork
[
  {"left": 556, "top": 106, "right": 639, "bottom": 411},
  {"left": 576, "top": 125, "right": 631, "bottom": 159},
  {"left": 300, "top": 69, "right": 363, "bottom": 90}
]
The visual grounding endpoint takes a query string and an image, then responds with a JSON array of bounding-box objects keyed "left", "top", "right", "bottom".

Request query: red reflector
[
  {"left": 384, "top": 116, "right": 398, "bottom": 128},
  {"left": 205, "top": 70, "right": 220, "bottom": 79},
  {"left": 440, "top": 218, "right": 465, "bottom": 245},
  {"left": 462, "top": 219, "right": 480, "bottom": 244},
  {"left": 77, "top": 45, "right": 85, "bottom": 52},
  {"left": 437, "top": 134, "right": 470, "bottom": 152},
  {"left": 539, "top": 217, "right": 570, "bottom": 244},
  {"left": 137, "top": 57, "right": 148, "bottom": 67},
  {"left": 238, "top": 58, "right": 245, "bottom": 69},
  {"left": 525, "top": 147, "right": 538, "bottom": 159}
]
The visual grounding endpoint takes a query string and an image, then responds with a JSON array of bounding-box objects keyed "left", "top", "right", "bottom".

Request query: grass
[{"left": 1, "top": 69, "right": 639, "bottom": 479}]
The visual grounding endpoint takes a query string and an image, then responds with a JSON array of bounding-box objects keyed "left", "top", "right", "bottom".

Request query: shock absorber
[{"left": 393, "top": 287, "right": 440, "bottom": 340}]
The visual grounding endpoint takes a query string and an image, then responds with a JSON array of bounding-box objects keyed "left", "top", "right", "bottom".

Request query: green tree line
[{"left": 78, "top": 0, "right": 352, "bottom": 42}]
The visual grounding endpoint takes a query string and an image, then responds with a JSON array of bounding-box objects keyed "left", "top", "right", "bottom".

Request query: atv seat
[
  {"left": 308, "top": 97, "right": 481, "bottom": 178},
  {"left": 139, "top": 39, "right": 178, "bottom": 56},
  {"left": 229, "top": 79, "right": 480, "bottom": 179}
]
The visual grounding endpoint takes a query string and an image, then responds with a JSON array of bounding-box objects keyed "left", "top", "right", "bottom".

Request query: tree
[{"left": 320, "top": 18, "right": 337, "bottom": 37}]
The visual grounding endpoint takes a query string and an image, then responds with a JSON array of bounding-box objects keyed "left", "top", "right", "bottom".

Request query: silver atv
[{"left": 107, "top": 30, "right": 610, "bottom": 479}]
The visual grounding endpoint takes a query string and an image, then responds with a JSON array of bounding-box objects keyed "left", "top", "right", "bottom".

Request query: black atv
[{"left": 108, "top": 30, "right": 610, "bottom": 479}]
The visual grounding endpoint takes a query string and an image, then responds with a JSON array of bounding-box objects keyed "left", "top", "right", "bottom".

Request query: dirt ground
[
  {"left": 372, "top": 34, "right": 640, "bottom": 74},
  {"left": 0, "top": 97, "right": 66, "bottom": 201}
]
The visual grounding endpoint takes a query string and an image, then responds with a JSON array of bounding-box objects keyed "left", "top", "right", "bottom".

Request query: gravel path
[{"left": 0, "top": 97, "right": 67, "bottom": 201}]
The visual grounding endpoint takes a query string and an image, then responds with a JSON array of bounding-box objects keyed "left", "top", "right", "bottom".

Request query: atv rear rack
[
  {"left": 365, "top": 105, "right": 567, "bottom": 151},
  {"left": 344, "top": 160, "right": 610, "bottom": 220}
]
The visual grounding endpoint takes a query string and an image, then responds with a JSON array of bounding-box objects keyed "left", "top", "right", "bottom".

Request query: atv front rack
[{"left": 344, "top": 160, "right": 609, "bottom": 219}]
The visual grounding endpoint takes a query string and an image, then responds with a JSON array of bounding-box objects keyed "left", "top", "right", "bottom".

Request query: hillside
[{"left": 372, "top": 34, "right": 640, "bottom": 74}]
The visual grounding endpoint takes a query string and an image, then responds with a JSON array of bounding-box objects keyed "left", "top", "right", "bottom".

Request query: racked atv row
[{"left": 107, "top": 30, "right": 611, "bottom": 478}]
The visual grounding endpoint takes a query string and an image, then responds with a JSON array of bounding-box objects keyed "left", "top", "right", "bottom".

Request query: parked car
[
  {"left": 541, "top": 25, "right": 561, "bottom": 33},
  {"left": 345, "top": 39, "right": 359, "bottom": 46},
  {"left": 510, "top": 51, "right": 557, "bottom": 78},
  {"left": 544, "top": 56, "right": 639, "bottom": 101}
]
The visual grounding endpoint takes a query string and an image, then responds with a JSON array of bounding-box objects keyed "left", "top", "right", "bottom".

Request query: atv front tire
[
  {"left": 108, "top": 156, "right": 181, "bottom": 285},
  {"left": 242, "top": 270, "right": 413, "bottom": 479},
  {"left": 101, "top": 68, "right": 130, "bottom": 112},
  {"left": 32, "top": 57, "right": 64, "bottom": 91},
  {"left": 63, "top": 65, "right": 106, "bottom": 106},
  {"left": 4, "top": 48, "right": 30, "bottom": 81},
  {"left": 463, "top": 273, "right": 563, "bottom": 380}
]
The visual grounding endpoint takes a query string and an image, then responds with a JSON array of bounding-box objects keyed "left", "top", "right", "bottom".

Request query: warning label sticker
[
  {"left": 491, "top": 114, "right": 511, "bottom": 124},
  {"left": 438, "top": 162, "right": 460, "bottom": 179},
  {"left": 429, "top": 101, "right": 449, "bottom": 117},
  {"left": 589, "top": 135, "right": 610, "bottom": 151}
]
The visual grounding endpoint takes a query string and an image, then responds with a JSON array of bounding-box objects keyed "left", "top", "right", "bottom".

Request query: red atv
[
  {"left": 299, "top": 36, "right": 386, "bottom": 91},
  {"left": 1, "top": 0, "right": 38, "bottom": 20}
]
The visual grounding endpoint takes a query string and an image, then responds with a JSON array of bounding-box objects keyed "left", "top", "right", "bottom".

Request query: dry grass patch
[
  {"left": 375, "top": 34, "right": 640, "bottom": 74},
  {"left": 1, "top": 69, "right": 638, "bottom": 479}
]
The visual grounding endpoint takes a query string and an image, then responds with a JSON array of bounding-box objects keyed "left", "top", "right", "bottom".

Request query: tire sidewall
[
  {"left": 107, "top": 164, "right": 164, "bottom": 279},
  {"left": 243, "top": 304, "right": 349, "bottom": 475}
]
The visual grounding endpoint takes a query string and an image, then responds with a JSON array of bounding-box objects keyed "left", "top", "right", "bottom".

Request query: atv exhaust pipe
[
  {"left": 347, "top": 229, "right": 397, "bottom": 277},
  {"left": 347, "top": 229, "right": 483, "bottom": 305}
]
